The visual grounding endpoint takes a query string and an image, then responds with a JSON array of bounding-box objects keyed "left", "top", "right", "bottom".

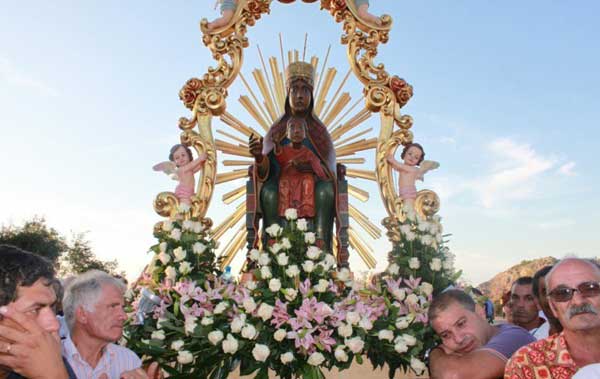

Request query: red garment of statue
[{"left": 275, "top": 145, "right": 328, "bottom": 218}]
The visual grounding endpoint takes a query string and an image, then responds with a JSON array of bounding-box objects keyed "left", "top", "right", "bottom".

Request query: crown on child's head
[{"left": 286, "top": 61, "right": 314, "bottom": 88}]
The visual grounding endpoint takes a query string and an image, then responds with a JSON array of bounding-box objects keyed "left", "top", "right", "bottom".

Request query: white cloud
[
  {"left": 473, "top": 138, "right": 556, "bottom": 208},
  {"left": 537, "top": 219, "right": 575, "bottom": 230},
  {"left": 557, "top": 161, "right": 576, "bottom": 176},
  {"left": 439, "top": 136, "right": 456, "bottom": 144},
  {"left": 0, "top": 57, "right": 59, "bottom": 97}
]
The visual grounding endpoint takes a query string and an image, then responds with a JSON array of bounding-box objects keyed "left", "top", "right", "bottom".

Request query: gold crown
[{"left": 286, "top": 61, "right": 314, "bottom": 87}]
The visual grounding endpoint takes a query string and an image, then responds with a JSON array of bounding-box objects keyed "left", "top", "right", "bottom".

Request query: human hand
[
  {"left": 0, "top": 306, "right": 68, "bottom": 379},
  {"left": 249, "top": 134, "right": 263, "bottom": 160}
]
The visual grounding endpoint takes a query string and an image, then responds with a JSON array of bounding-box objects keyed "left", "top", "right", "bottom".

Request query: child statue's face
[
  {"left": 403, "top": 146, "right": 423, "bottom": 166},
  {"left": 172, "top": 146, "right": 191, "bottom": 167},
  {"left": 287, "top": 120, "right": 306, "bottom": 144}
]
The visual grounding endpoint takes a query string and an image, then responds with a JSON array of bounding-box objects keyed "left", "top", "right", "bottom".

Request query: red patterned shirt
[{"left": 504, "top": 332, "right": 579, "bottom": 379}]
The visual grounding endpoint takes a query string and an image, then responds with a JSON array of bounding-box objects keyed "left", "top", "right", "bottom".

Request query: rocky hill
[{"left": 477, "top": 257, "right": 558, "bottom": 303}]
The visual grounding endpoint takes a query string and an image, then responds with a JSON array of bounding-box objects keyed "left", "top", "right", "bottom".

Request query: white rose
[
  {"left": 359, "top": 317, "right": 373, "bottom": 330},
  {"left": 417, "top": 221, "right": 429, "bottom": 232},
  {"left": 249, "top": 249, "right": 260, "bottom": 261},
  {"left": 443, "top": 258, "right": 454, "bottom": 271},
  {"left": 165, "top": 266, "right": 177, "bottom": 280},
  {"left": 151, "top": 330, "right": 165, "bottom": 340},
  {"left": 304, "top": 232, "right": 316, "bottom": 244},
  {"left": 323, "top": 254, "right": 336, "bottom": 268},
  {"left": 284, "top": 208, "right": 298, "bottom": 220},
  {"left": 252, "top": 344, "right": 270, "bottom": 362},
  {"left": 306, "top": 246, "right": 321, "bottom": 260},
  {"left": 387, "top": 263, "right": 400, "bottom": 275},
  {"left": 214, "top": 302, "right": 228, "bottom": 315},
  {"left": 208, "top": 330, "right": 224, "bottom": 345},
  {"left": 201, "top": 316, "right": 214, "bottom": 326},
  {"left": 285, "top": 265, "right": 300, "bottom": 277},
  {"left": 162, "top": 220, "right": 173, "bottom": 232},
  {"left": 410, "top": 357, "right": 426, "bottom": 374},
  {"left": 281, "top": 238, "right": 291, "bottom": 250},
  {"left": 345, "top": 311, "right": 360, "bottom": 325},
  {"left": 158, "top": 242, "right": 167, "bottom": 252},
  {"left": 307, "top": 352, "right": 325, "bottom": 366},
  {"left": 184, "top": 317, "right": 197, "bottom": 334},
  {"left": 170, "top": 228, "right": 182, "bottom": 241},
  {"left": 394, "top": 340, "right": 408, "bottom": 353},
  {"left": 177, "top": 350, "right": 194, "bottom": 364},
  {"left": 400, "top": 224, "right": 411, "bottom": 236},
  {"left": 193, "top": 242, "right": 207, "bottom": 254},
  {"left": 280, "top": 352, "right": 294, "bottom": 364},
  {"left": 302, "top": 260, "right": 315, "bottom": 273},
  {"left": 231, "top": 315, "right": 246, "bottom": 333},
  {"left": 171, "top": 339, "right": 185, "bottom": 351},
  {"left": 277, "top": 253, "right": 289, "bottom": 266},
  {"left": 179, "top": 261, "right": 192, "bottom": 275},
  {"left": 274, "top": 329, "right": 287, "bottom": 342},
  {"left": 265, "top": 224, "right": 282, "bottom": 237},
  {"left": 430, "top": 258, "right": 442, "bottom": 272},
  {"left": 337, "top": 268, "right": 351, "bottom": 282},
  {"left": 420, "top": 282, "right": 433, "bottom": 297},
  {"left": 222, "top": 334, "right": 239, "bottom": 354},
  {"left": 408, "top": 257, "right": 420, "bottom": 270},
  {"left": 243, "top": 297, "right": 257, "bottom": 313},
  {"left": 260, "top": 266, "right": 272, "bottom": 279},
  {"left": 314, "top": 279, "right": 329, "bottom": 293},
  {"left": 405, "top": 294, "right": 419, "bottom": 306},
  {"left": 345, "top": 336, "right": 364, "bottom": 354},
  {"left": 257, "top": 303, "right": 274, "bottom": 321},
  {"left": 270, "top": 243, "right": 282, "bottom": 254},
  {"left": 395, "top": 317, "right": 411, "bottom": 329},
  {"left": 258, "top": 253, "right": 271, "bottom": 266},
  {"left": 392, "top": 288, "right": 406, "bottom": 301},
  {"left": 378, "top": 329, "right": 394, "bottom": 342},
  {"left": 337, "top": 323, "right": 353, "bottom": 338},
  {"left": 241, "top": 324, "right": 258, "bottom": 339},
  {"left": 182, "top": 220, "right": 194, "bottom": 231},
  {"left": 334, "top": 347, "right": 349, "bottom": 362},
  {"left": 297, "top": 218, "right": 308, "bottom": 231},
  {"left": 157, "top": 252, "right": 171, "bottom": 265},
  {"left": 405, "top": 231, "right": 416, "bottom": 241},
  {"left": 193, "top": 221, "right": 204, "bottom": 234},
  {"left": 269, "top": 278, "right": 282, "bottom": 292},
  {"left": 421, "top": 235, "right": 433, "bottom": 246},
  {"left": 245, "top": 280, "right": 257, "bottom": 290},
  {"left": 402, "top": 333, "right": 417, "bottom": 346},
  {"left": 284, "top": 288, "right": 297, "bottom": 301}
]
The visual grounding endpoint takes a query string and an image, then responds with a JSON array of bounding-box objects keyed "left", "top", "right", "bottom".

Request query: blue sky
[{"left": 1, "top": 1, "right": 599, "bottom": 285}]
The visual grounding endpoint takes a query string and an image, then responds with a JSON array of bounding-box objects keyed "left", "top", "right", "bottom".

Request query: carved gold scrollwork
[{"left": 415, "top": 190, "right": 440, "bottom": 219}]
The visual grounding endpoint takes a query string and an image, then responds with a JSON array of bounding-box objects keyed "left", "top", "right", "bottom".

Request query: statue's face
[
  {"left": 289, "top": 79, "right": 311, "bottom": 113},
  {"left": 287, "top": 119, "right": 306, "bottom": 143}
]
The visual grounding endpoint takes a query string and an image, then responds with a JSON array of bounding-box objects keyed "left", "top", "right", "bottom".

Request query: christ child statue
[
  {"left": 153, "top": 144, "right": 208, "bottom": 205},
  {"left": 207, "top": 0, "right": 238, "bottom": 31},
  {"left": 386, "top": 142, "right": 439, "bottom": 209},
  {"left": 274, "top": 116, "right": 329, "bottom": 218}
]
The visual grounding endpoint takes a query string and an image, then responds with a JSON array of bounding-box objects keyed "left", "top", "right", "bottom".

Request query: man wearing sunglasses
[{"left": 505, "top": 257, "right": 600, "bottom": 378}]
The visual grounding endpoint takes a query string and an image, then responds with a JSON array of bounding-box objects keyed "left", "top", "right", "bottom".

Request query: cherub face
[
  {"left": 287, "top": 119, "right": 306, "bottom": 144},
  {"left": 403, "top": 146, "right": 423, "bottom": 166},
  {"left": 172, "top": 146, "right": 191, "bottom": 167}
]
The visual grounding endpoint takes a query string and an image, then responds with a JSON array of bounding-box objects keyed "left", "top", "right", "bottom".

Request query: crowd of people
[{"left": 1, "top": 243, "right": 599, "bottom": 379}]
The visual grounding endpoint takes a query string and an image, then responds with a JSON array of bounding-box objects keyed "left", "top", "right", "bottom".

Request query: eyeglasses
[{"left": 548, "top": 281, "right": 600, "bottom": 302}]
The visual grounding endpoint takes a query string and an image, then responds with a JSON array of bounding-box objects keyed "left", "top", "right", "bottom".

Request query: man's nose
[{"left": 39, "top": 308, "right": 60, "bottom": 333}]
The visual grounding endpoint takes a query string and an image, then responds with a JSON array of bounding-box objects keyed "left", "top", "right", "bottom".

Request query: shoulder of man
[
  {"left": 107, "top": 343, "right": 142, "bottom": 365},
  {"left": 478, "top": 323, "right": 536, "bottom": 361}
]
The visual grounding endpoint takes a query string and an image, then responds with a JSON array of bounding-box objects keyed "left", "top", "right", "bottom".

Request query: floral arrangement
[{"left": 125, "top": 207, "right": 458, "bottom": 379}]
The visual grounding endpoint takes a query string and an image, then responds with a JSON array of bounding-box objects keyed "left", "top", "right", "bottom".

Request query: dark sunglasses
[{"left": 548, "top": 281, "right": 600, "bottom": 302}]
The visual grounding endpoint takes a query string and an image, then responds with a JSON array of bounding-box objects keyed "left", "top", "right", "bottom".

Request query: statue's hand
[{"left": 249, "top": 134, "right": 264, "bottom": 160}]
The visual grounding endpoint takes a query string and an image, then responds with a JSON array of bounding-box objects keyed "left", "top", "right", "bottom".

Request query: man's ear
[{"left": 75, "top": 306, "right": 88, "bottom": 325}]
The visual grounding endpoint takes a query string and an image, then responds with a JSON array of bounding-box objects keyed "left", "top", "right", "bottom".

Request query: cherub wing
[
  {"left": 153, "top": 161, "right": 179, "bottom": 181},
  {"left": 420, "top": 160, "right": 440, "bottom": 171}
]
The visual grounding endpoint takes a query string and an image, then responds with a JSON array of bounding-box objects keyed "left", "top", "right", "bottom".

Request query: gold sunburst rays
[{"left": 211, "top": 43, "right": 382, "bottom": 270}]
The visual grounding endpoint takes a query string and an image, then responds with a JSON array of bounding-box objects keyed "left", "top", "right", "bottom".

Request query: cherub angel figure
[
  {"left": 207, "top": 0, "right": 238, "bottom": 31},
  {"left": 355, "top": 0, "right": 382, "bottom": 26},
  {"left": 153, "top": 144, "right": 207, "bottom": 205},
  {"left": 387, "top": 142, "right": 439, "bottom": 210}
]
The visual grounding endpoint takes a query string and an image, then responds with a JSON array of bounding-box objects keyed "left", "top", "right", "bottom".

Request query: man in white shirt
[{"left": 63, "top": 270, "right": 159, "bottom": 379}]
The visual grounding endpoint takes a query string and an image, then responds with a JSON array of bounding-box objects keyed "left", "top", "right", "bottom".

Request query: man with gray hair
[
  {"left": 505, "top": 258, "right": 600, "bottom": 378},
  {"left": 63, "top": 270, "right": 158, "bottom": 379},
  {"left": 428, "top": 289, "right": 534, "bottom": 379}
]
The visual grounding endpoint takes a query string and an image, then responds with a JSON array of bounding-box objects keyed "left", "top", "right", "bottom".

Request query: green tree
[
  {"left": 59, "top": 233, "right": 122, "bottom": 276},
  {"left": 0, "top": 217, "right": 67, "bottom": 263}
]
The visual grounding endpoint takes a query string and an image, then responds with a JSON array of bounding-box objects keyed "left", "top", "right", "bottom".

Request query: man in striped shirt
[{"left": 63, "top": 270, "right": 158, "bottom": 379}]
